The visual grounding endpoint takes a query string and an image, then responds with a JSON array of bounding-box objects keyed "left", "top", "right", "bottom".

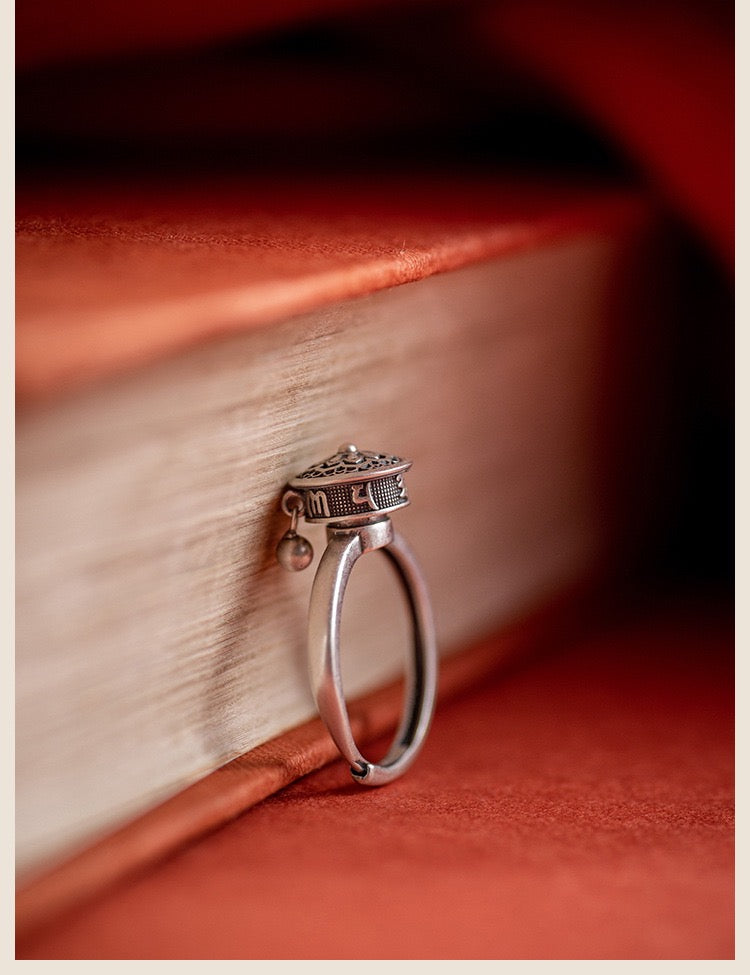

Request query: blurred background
[
  {"left": 17, "top": 0, "right": 733, "bottom": 600},
  {"left": 16, "top": 0, "right": 734, "bottom": 958}
]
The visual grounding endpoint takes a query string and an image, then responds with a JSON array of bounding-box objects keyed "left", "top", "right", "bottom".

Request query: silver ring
[
  {"left": 309, "top": 517, "right": 437, "bottom": 785},
  {"left": 276, "top": 444, "right": 438, "bottom": 785}
]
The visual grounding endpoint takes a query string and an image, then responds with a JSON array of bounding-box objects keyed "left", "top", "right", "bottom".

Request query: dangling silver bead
[{"left": 276, "top": 530, "right": 314, "bottom": 572}]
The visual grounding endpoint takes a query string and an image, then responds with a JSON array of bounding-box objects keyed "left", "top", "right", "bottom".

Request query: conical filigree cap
[
  {"left": 288, "top": 443, "right": 412, "bottom": 523},
  {"left": 290, "top": 443, "right": 411, "bottom": 487}
]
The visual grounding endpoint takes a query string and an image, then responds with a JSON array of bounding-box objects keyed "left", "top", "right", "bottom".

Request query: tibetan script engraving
[
  {"left": 351, "top": 482, "right": 377, "bottom": 510},
  {"left": 306, "top": 490, "right": 330, "bottom": 519}
]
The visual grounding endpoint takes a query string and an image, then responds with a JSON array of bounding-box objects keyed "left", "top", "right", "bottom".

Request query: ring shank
[{"left": 307, "top": 517, "right": 437, "bottom": 786}]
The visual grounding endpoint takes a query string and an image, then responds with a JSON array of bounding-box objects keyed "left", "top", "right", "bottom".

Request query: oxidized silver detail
[
  {"left": 300, "top": 474, "right": 409, "bottom": 523},
  {"left": 277, "top": 443, "right": 437, "bottom": 786},
  {"left": 289, "top": 443, "right": 412, "bottom": 524},
  {"left": 290, "top": 446, "right": 411, "bottom": 486},
  {"left": 305, "top": 489, "right": 331, "bottom": 520}
]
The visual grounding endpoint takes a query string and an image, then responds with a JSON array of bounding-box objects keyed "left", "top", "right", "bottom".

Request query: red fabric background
[
  {"left": 17, "top": 0, "right": 733, "bottom": 266},
  {"left": 17, "top": 604, "right": 733, "bottom": 959},
  {"left": 15, "top": 2, "right": 733, "bottom": 960},
  {"left": 483, "top": 0, "right": 734, "bottom": 267}
]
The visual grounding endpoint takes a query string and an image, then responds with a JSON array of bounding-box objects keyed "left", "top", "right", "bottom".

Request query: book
[{"left": 16, "top": 177, "right": 668, "bottom": 882}]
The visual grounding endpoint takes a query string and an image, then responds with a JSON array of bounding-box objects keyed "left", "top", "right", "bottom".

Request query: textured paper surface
[{"left": 17, "top": 227, "right": 657, "bottom": 875}]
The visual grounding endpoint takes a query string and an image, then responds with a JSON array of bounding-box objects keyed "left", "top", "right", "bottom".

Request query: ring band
[{"left": 308, "top": 517, "right": 437, "bottom": 785}]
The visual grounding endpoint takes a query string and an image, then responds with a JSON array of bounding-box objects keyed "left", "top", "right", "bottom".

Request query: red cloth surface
[
  {"left": 15, "top": 1, "right": 733, "bottom": 959},
  {"left": 18, "top": 604, "right": 733, "bottom": 960}
]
